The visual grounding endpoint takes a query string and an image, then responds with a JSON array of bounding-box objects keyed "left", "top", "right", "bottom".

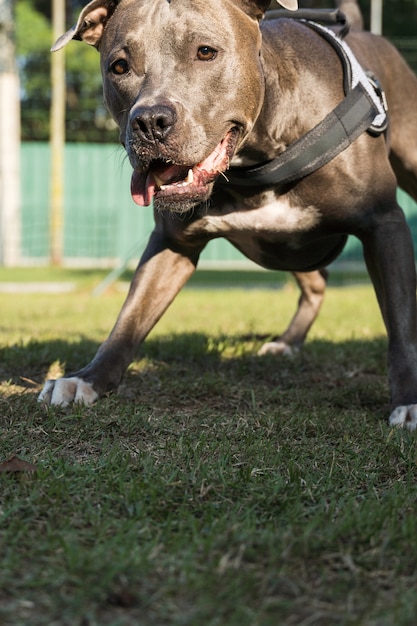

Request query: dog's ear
[
  {"left": 268, "top": 0, "right": 298, "bottom": 10},
  {"left": 242, "top": 0, "right": 297, "bottom": 20},
  {"left": 51, "top": 0, "right": 120, "bottom": 52}
]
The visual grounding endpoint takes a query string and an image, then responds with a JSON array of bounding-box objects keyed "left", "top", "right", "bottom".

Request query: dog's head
[{"left": 54, "top": 0, "right": 298, "bottom": 212}]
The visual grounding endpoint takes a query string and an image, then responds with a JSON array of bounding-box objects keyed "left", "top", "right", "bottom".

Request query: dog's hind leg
[{"left": 258, "top": 268, "right": 328, "bottom": 356}]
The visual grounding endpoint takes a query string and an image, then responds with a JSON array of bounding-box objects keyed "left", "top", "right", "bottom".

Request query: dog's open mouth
[{"left": 130, "top": 128, "right": 239, "bottom": 207}]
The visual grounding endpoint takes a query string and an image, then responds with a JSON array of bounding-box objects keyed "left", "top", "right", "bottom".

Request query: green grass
[{"left": 1, "top": 272, "right": 417, "bottom": 625}]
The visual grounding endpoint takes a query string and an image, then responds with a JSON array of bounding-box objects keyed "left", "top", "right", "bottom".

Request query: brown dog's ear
[
  {"left": 242, "top": 0, "right": 298, "bottom": 20},
  {"left": 271, "top": 0, "right": 298, "bottom": 9},
  {"left": 51, "top": 0, "right": 120, "bottom": 52}
]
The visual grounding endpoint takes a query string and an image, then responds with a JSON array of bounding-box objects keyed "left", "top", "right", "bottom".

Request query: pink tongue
[{"left": 131, "top": 171, "right": 156, "bottom": 206}]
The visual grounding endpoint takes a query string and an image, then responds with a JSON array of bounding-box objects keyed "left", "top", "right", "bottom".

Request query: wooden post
[
  {"left": 370, "top": 0, "right": 383, "bottom": 35},
  {"left": 50, "top": 0, "right": 66, "bottom": 266},
  {"left": 0, "top": 0, "right": 21, "bottom": 266}
]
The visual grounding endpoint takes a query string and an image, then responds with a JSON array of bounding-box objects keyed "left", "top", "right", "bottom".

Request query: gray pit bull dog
[{"left": 39, "top": 0, "right": 417, "bottom": 429}]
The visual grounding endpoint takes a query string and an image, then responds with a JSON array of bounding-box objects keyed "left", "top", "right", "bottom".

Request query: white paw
[
  {"left": 389, "top": 405, "right": 417, "bottom": 430},
  {"left": 38, "top": 377, "right": 98, "bottom": 407},
  {"left": 258, "top": 340, "right": 298, "bottom": 357}
]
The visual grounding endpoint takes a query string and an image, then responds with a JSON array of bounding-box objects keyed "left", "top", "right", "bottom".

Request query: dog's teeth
[
  {"left": 153, "top": 173, "right": 164, "bottom": 189},
  {"left": 156, "top": 168, "right": 194, "bottom": 191}
]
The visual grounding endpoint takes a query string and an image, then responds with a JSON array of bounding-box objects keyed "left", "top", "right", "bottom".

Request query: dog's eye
[
  {"left": 110, "top": 59, "right": 129, "bottom": 75},
  {"left": 196, "top": 46, "right": 217, "bottom": 61}
]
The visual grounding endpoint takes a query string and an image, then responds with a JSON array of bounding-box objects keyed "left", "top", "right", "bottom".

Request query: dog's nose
[{"left": 131, "top": 105, "right": 176, "bottom": 143}]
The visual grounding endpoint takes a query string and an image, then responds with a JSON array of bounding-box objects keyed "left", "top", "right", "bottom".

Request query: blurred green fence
[{"left": 21, "top": 142, "right": 417, "bottom": 269}]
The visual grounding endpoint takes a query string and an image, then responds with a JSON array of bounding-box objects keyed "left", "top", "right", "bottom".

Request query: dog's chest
[
  {"left": 181, "top": 194, "right": 345, "bottom": 271},
  {"left": 197, "top": 195, "right": 321, "bottom": 239}
]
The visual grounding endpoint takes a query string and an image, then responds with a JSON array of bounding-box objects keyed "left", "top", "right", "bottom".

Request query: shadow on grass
[{"left": 0, "top": 331, "right": 390, "bottom": 419}]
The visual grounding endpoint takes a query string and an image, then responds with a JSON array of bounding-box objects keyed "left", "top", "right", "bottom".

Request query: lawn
[{"left": 1, "top": 269, "right": 417, "bottom": 626}]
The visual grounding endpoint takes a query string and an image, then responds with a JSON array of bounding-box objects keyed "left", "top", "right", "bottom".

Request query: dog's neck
[
  {"left": 236, "top": 30, "right": 305, "bottom": 163},
  {"left": 237, "top": 21, "right": 345, "bottom": 164}
]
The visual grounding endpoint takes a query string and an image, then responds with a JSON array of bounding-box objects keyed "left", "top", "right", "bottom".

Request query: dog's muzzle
[{"left": 128, "top": 125, "right": 240, "bottom": 209}]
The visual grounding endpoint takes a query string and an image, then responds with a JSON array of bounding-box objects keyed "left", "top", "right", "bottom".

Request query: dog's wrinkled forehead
[{"left": 100, "top": 0, "right": 260, "bottom": 57}]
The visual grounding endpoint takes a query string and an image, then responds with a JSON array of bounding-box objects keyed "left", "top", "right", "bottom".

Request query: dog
[{"left": 39, "top": 0, "right": 417, "bottom": 430}]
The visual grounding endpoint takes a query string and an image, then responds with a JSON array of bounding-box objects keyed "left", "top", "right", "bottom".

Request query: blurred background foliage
[{"left": 16, "top": 0, "right": 118, "bottom": 143}]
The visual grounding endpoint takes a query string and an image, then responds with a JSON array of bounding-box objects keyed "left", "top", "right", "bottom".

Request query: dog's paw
[
  {"left": 38, "top": 377, "right": 98, "bottom": 407},
  {"left": 389, "top": 405, "right": 417, "bottom": 430},
  {"left": 258, "top": 340, "right": 299, "bottom": 357}
]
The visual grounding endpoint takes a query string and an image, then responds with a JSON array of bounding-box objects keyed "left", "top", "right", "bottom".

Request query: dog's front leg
[
  {"left": 360, "top": 209, "right": 417, "bottom": 429},
  {"left": 39, "top": 230, "right": 200, "bottom": 407}
]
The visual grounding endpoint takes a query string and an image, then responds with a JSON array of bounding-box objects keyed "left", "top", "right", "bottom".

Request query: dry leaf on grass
[{"left": 0, "top": 455, "right": 37, "bottom": 474}]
